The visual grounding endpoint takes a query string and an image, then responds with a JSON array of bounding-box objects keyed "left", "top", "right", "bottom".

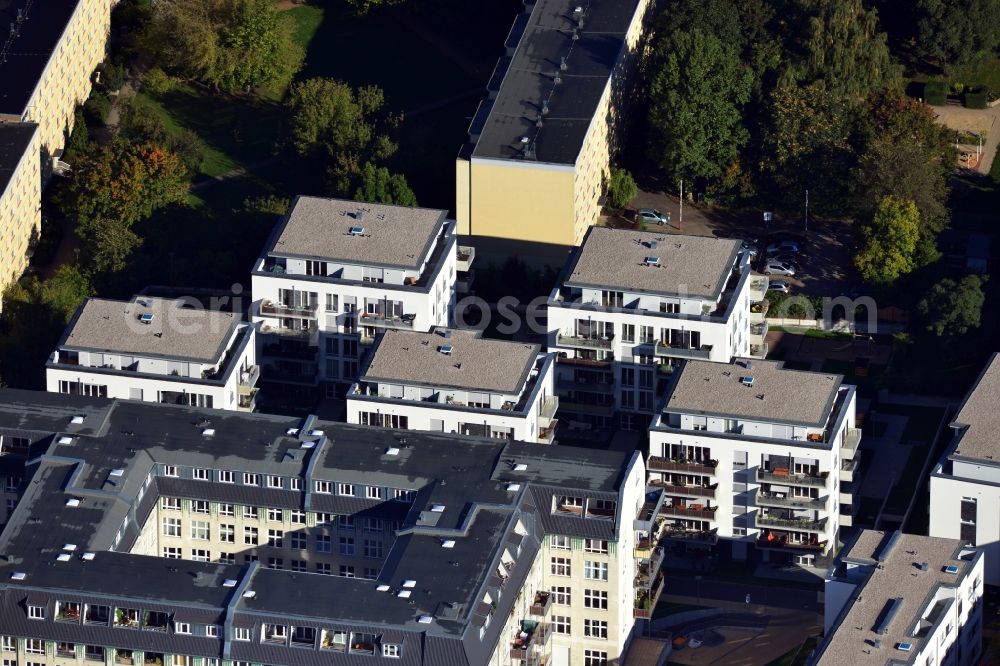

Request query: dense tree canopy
[
  {"left": 855, "top": 196, "right": 921, "bottom": 285},
  {"left": 912, "top": 0, "right": 1000, "bottom": 68},
  {"left": 354, "top": 163, "right": 417, "bottom": 207},
  {"left": 607, "top": 168, "right": 637, "bottom": 210},
  {"left": 918, "top": 274, "right": 989, "bottom": 336},
  {"left": 648, "top": 28, "right": 753, "bottom": 183}
]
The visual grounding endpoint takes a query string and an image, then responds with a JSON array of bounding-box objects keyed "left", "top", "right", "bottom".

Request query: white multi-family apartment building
[
  {"left": 547, "top": 227, "right": 764, "bottom": 431},
  {"left": 816, "top": 530, "right": 983, "bottom": 666},
  {"left": 647, "top": 358, "right": 860, "bottom": 567},
  {"left": 346, "top": 328, "right": 558, "bottom": 443},
  {"left": 45, "top": 296, "right": 258, "bottom": 411},
  {"left": 930, "top": 352, "right": 1000, "bottom": 586},
  {"left": 250, "top": 197, "right": 464, "bottom": 398}
]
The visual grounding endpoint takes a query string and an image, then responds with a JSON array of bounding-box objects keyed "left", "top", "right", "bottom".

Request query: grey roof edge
[
  {"left": 0, "top": 122, "right": 38, "bottom": 200},
  {"left": 948, "top": 351, "right": 998, "bottom": 430}
]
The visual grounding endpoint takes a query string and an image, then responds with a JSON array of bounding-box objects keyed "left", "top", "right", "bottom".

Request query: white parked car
[
  {"left": 638, "top": 208, "right": 670, "bottom": 224},
  {"left": 764, "top": 260, "right": 796, "bottom": 277}
]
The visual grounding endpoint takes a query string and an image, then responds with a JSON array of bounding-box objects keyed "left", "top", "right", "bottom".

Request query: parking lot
[{"left": 607, "top": 190, "right": 864, "bottom": 298}]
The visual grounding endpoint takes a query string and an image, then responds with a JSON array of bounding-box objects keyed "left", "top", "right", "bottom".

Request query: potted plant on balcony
[{"left": 115, "top": 609, "right": 135, "bottom": 627}]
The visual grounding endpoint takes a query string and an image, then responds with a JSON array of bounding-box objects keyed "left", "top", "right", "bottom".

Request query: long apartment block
[
  {"left": 547, "top": 227, "right": 763, "bottom": 431},
  {"left": 346, "top": 328, "right": 557, "bottom": 443},
  {"left": 46, "top": 296, "right": 258, "bottom": 412},
  {"left": 648, "top": 358, "right": 860, "bottom": 567},
  {"left": 930, "top": 352, "right": 1000, "bottom": 585},
  {"left": 0, "top": 389, "right": 651, "bottom": 666},
  {"left": 250, "top": 197, "right": 465, "bottom": 397},
  {"left": 816, "top": 530, "right": 983, "bottom": 666},
  {"left": 456, "top": 0, "right": 655, "bottom": 258},
  {"left": 0, "top": 123, "right": 40, "bottom": 292}
]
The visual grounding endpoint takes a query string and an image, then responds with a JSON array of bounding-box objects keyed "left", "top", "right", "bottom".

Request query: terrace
[
  {"left": 556, "top": 332, "right": 613, "bottom": 350},
  {"left": 647, "top": 456, "right": 718, "bottom": 475},
  {"left": 662, "top": 525, "right": 719, "bottom": 544},
  {"left": 55, "top": 600, "right": 81, "bottom": 622},
  {"left": 756, "top": 490, "right": 827, "bottom": 511},
  {"left": 259, "top": 299, "right": 319, "bottom": 319},
  {"left": 555, "top": 353, "right": 614, "bottom": 368},
  {"left": 756, "top": 468, "right": 829, "bottom": 488},
  {"left": 755, "top": 513, "right": 827, "bottom": 532},
  {"left": 757, "top": 530, "right": 826, "bottom": 552},
  {"left": 661, "top": 501, "right": 717, "bottom": 521},
  {"left": 509, "top": 620, "right": 549, "bottom": 661},
  {"left": 650, "top": 479, "right": 718, "bottom": 499}
]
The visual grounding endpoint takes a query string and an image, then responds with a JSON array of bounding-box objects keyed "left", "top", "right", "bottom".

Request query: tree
[
  {"left": 213, "top": 0, "right": 286, "bottom": 91},
  {"left": 855, "top": 196, "right": 921, "bottom": 285},
  {"left": 918, "top": 274, "right": 988, "bottom": 336},
  {"left": 42, "top": 265, "right": 95, "bottom": 323},
  {"left": 606, "top": 168, "right": 637, "bottom": 210},
  {"left": 66, "top": 110, "right": 90, "bottom": 156},
  {"left": 647, "top": 28, "right": 752, "bottom": 183},
  {"left": 346, "top": 0, "right": 405, "bottom": 13},
  {"left": 354, "top": 162, "right": 417, "bottom": 207},
  {"left": 913, "top": 0, "right": 1000, "bottom": 69},
  {"left": 789, "top": 0, "right": 900, "bottom": 100}
]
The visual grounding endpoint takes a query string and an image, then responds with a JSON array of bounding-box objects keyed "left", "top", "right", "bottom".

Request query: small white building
[
  {"left": 250, "top": 197, "right": 464, "bottom": 398},
  {"left": 46, "top": 296, "right": 258, "bottom": 411},
  {"left": 930, "top": 352, "right": 1000, "bottom": 586},
  {"left": 547, "top": 227, "right": 763, "bottom": 430},
  {"left": 346, "top": 328, "right": 557, "bottom": 443},
  {"left": 816, "top": 530, "right": 983, "bottom": 666},
  {"left": 648, "top": 358, "right": 860, "bottom": 567}
]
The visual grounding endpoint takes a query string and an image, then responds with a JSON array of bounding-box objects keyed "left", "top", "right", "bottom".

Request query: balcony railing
[
  {"left": 555, "top": 354, "right": 613, "bottom": 368},
  {"left": 260, "top": 325, "right": 316, "bottom": 342},
  {"left": 756, "top": 491, "right": 827, "bottom": 511},
  {"left": 238, "top": 389, "right": 258, "bottom": 412},
  {"left": 359, "top": 312, "right": 416, "bottom": 330},
  {"left": 757, "top": 532, "right": 827, "bottom": 552},
  {"left": 647, "top": 457, "right": 717, "bottom": 475},
  {"left": 755, "top": 514, "right": 827, "bottom": 532},
  {"left": 650, "top": 480, "right": 717, "bottom": 499},
  {"left": 634, "top": 574, "right": 666, "bottom": 619},
  {"left": 538, "top": 396, "right": 559, "bottom": 428},
  {"left": 662, "top": 527, "right": 718, "bottom": 544},
  {"left": 556, "top": 333, "right": 613, "bottom": 350},
  {"left": 238, "top": 365, "right": 260, "bottom": 393},
  {"left": 756, "top": 469, "right": 829, "bottom": 487},
  {"left": 529, "top": 592, "right": 552, "bottom": 617},
  {"left": 655, "top": 341, "right": 713, "bottom": 360},
  {"left": 457, "top": 245, "right": 476, "bottom": 272},
  {"left": 751, "top": 321, "right": 769, "bottom": 338},
  {"left": 561, "top": 401, "right": 614, "bottom": 416},
  {"left": 750, "top": 342, "right": 769, "bottom": 359},
  {"left": 260, "top": 300, "right": 319, "bottom": 319},
  {"left": 261, "top": 343, "right": 317, "bottom": 360},
  {"left": 841, "top": 428, "right": 861, "bottom": 459},
  {"left": 661, "top": 504, "right": 717, "bottom": 520},
  {"left": 510, "top": 622, "right": 549, "bottom": 660}
]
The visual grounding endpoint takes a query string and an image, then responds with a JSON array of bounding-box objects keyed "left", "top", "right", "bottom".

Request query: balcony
[
  {"left": 634, "top": 574, "right": 666, "bottom": 619},
  {"left": 635, "top": 547, "right": 665, "bottom": 589},
  {"left": 359, "top": 312, "right": 416, "bottom": 330},
  {"left": 750, "top": 321, "right": 769, "bottom": 341},
  {"left": 756, "top": 469, "right": 829, "bottom": 488},
  {"left": 262, "top": 366, "right": 319, "bottom": 385},
  {"left": 537, "top": 424, "right": 556, "bottom": 444},
  {"left": 662, "top": 526, "right": 718, "bottom": 544},
  {"left": 260, "top": 324, "right": 317, "bottom": 344},
  {"left": 556, "top": 333, "right": 613, "bottom": 350},
  {"left": 662, "top": 503, "right": 717, "bottom": 521},
  {"left": 841, "top": 428, "right": 861, "bottom": 460},
  {"left": 561, "top": 400, "right": 614, "bottom": 416},
  {"left": 457, "top": 245, "right": 476, "bottom": 272},
  {"left": 261, "top": 343, "right": 317, "bottom": 360},
  {"left": 556, "top": 354, "right": 613, "bottom": 368},
  {"left": 655, "top": 341, "right": 713, "bottom": 360},
  {"left": 238, "top": 389, "right": 258, "bottom": 412},
  {"left": 238, "top": 365, "right": 260, "bottom": 394},
  {"left": 651, "top": 480, "right": 718, "bottom": 499},
  {"left": 457, "top": 269, "right": 475, "bottom": 294},
  {"left": 510, "top": 621, "right": 549, "bottom": 661},
  {"left": 260, "top": 300, "right": 318, "bottom": 319},
  {"left": 840, "top": 457, "right": 858, "bottom": 483},
  {"left": 755, "top": 514, "right": 827, "bottom": 532},
  {"left": 756, "top": 491, "right": 827, "bottom": 511},
  {"left": 749, "top": 275, "right": 769, "bottom": 302},
  {"left": 537, "top": 396, "right": 559, "bottom": 428},
  {"left": 757, "top": 531, "right": 827, "bottom": 553},
  {"left": 750, "top": 342, "right": 769, "bottom": 359},
  {"left": 529, "top": 591, "right": 552, "bottom": 616},
  {"left": 647, "top": 457, "right": 717, "bottom": 475}
]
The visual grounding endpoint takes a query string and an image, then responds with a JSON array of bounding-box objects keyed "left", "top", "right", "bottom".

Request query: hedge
[
  {"left": 923, "top": 81, "right": 949, "bottom": 106},
  {"left": 964, "top": 89, "right": 988, "bottom": 109}
]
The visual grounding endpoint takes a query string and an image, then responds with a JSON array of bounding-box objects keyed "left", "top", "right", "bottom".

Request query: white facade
[
  {"left": 347, "top": 352, "right": 558, "bottom": 443},
  {"left": 547, "top": 241, "right": 761, "bottom": 431},
  {"left": 250, "top": 204, "right": 461, "bottom": 395},
  {"left": 647, "top": 363, "right": 859, "bottom": 566}
]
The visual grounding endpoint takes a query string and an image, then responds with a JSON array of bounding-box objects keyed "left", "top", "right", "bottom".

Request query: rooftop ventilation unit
[
  {"left": 418, "top": 615, "right": 433, "bottom": 624},
  {"left": 242, "top": 590, "right": 256, "bottom": 599},
  {"left": 874, "top": 597, "right": 903, "bottom": 635},
  {"left": 944, "top": 564, "right": 960, "bottom": 574},
  {"left": 65, "top": 498, "right": 80, "bottom": 507},
  {"left": 349, "top": 226, "right": 365, "bottom": 236},
  {"left": 873, "top": 640, "right": 882, "bottom": 650},
  {"left": 648, "top": 240, "right": 658, "bottom": 250},
  {"left": 139, "top": 313, "right": 154, "bottom": 325},
  {"left": 63, "top": 544, "right": 77, "bottom": 552},
  {"left": 222, "top": 579, "right": 238, "bottom": 588},
  {"left": 202, "top": 428, "right": 215, "bottom": 437},
  {"left": 376, "top": 584, "right": 391, "bottom": 592},
  {"left": 397, "top": 590, "right": 411, "bottom": 598},
  {"left": 81, "top": 552, "right": 95, "bottom": 561},
  {"left": 739, "top": 376, "right": 755, "bottom": 387},
  {"left": 403, "top": 580, "right": 416, "bottom": 588},
  {"left": 897, "top": 642, "right": 913, "bottom": 652},
  {"left": 385, "top": 447, "right": 400, "bottom": 456},
  {"left": 110, "top": 469, "right": 125, "bottom": 478},
  {"left": 70, "top": 415, "right": 85, "bottom": 425},
  {"left": 645, "top": 256, "right": 660, "bottom": 266},
  {"left": 430, "top": 504, "right": 446, "bottom": 513},
  {"left": 513, "top": 463, "right": 528, "bottom": 471},
  {"left": 58, "top": 436, "right": 72, "bottom": 445},
  {"left": 877, "top": 531, "right": 902, "bottom": 562},
  {"left": 9, "top": 571, "right": 26, "bottom": 580},
  {"left": 439, "top": 345, "right": 454, "bottom": 355},
  {"left": 56, "top": 553, "right": 71, "bottom": 562},
  {"left": 918, "top": 562, "right": 929, "bottom": 572},
  {"left": 442, "top": 539, "right": 456, "bottom": 549}
]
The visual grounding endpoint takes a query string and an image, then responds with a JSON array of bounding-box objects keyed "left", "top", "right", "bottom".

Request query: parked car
[
  {"left": 770, "top": 253, "right": 800, "bottom": 270},
  {"left": 766, "top": 240, "right": 800, "bottom": 255},
  {"left": 638, "top": 208, "right": 670, "bottom": 224},
  {"left": 764, "top": 260, "right": 796, "bottom": 276},
  {"left": 767, "top": 280, "right": 791, "bottom": 293},
  {"left": 740, "top": 240, "right": 759, "bottom": 258}
]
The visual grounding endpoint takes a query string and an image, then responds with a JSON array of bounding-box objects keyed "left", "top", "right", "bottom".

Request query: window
[
  {"left": 393, "top": 488, "right": 415, "bottom": 502},
  {"left": 161, "top": 497, "right": 180, "bottom": 511},
  {"left": 339, "top": 537, "right": 355, "bottom": 555},
  {"left": 337, "top": 483, "right": 354, "bottom": 496},
  {"left": 339, "top": 565, "right": 355, "bottom": 578},
  {"left": 162, "top": 517, "right": 181, "bottom": 537},
  {"left": 28, "top": 605, "right": 45, "bottom": 620},
  {"left": 585, "top": 539, "right": 608, "bottom": 554},
  {"left": 366, "top": 486, "right": 383, "bottom": 500},
  {"left": 26, "top": 639, "right": 44, "bottom": 654},
  {"left": 584, "top": 650, "right": 608, "bottom": 666},
  {"left": 268, "top": 529, "right": 284, "bottom": 548},
  {"left": 291, "top": 560, "right": 307, "bottom": 572},
  {"left": 219, "top": 471, "right": 234, "bottom": 484},
  {"left": 218, "top": 553, "right": 235, "bottom": 565},
  {"left": 191, "top": 549, "right": 210, "bottom": 562},
  {"left": 233, "top": 627, "right": 251, "bottom": 641},
  {"left": 267, "top": 475, "right": 283, "bottom": 489},
  {"left": 290, "top": 478, "right": 302, "bottom": 491},
  {"left": 290, "top": 510, "right": 306, "bottom": 525},
  {"left": 363, "top": 540, "right": 383, "bottom": 559},
  {"left": 382, "top": 644, "right": 401, "bottom": 658},
  {"left": 193, "top": 468, "right": 209, "bottom": 481},
  {"left": 363, "top": 518, "right": 383, "bottom": 533},
  {"left": 191, "top": 500, "right": 209, "bottom": 514},
  {"left": 1, "top": 637, "right": 14, "bottom": 652},
  {"left": 551, "top": 557, "right": 571, "bottom": 576},
  {"left": 267, "top": 558, "right": 283, "bottom": 570},
  {"left": 243, "top": 473, "right": 259, "bottom": 486},
  {"left": 584, "top": 561, "right": 608, "bottom": 581},
  {"left": 338, "top": 516, "right": 354, "bottom": 530},
  {"left": 583, "top": 619, "right": 608, "bottom": 639},
  {"left": 584, "top": 589, "right": 608, "bottom": 610},
  {"left": 551, "top": 586, "right": 571, "bottom": 605},
  {"left": 551, "top": 615, "right": 570, "bottom": 635},
  {"left": 162, "top": 547, "right": 182, "bottom": 559},
  {"left": 219, "top": 503, "right": 235, "bottom": 517},
  {"left": 267, "top": 508, "right": 283, "bottom": 522},
  {"left": 219, "top": 524, "right": 235, "bottom": 543},
  {"left": 621, "top": 323, "right": 635, "bottom": 343},
  {"left": 315, "top": 480, "right": 331, "bottom": 494},
  {"left": 316, "top": 534, "right": 332, "bottom": 553},
  {"left": 243, "top": 506, "right": 258, "bottom": 520},
  {"left": 325, "top": 294, "right": 339, "bottom": 313},
  {"left": 85, "top": 646, "right": 105, "bottom": 662},
  {"left": 163, "top": 465, "right": 178, "bottom": 477},
  {"left": 175, "top": 622, "right": 190, "bottom": 634},
  {"left": 206, "top": 626, "right": 219, "bottom": 638},
  {"left": 191, "top": 521, "right": 210, "bottom": 541},
  {"left": 290, "top": 533, "right": 306, "bottom": 550},
  {"left": 244, "top": 526, "right": 258, "bottom": 545},
  {"left": 551, "top": 535, "right": 571, "bottom": 550},
  {"left": 315, "top": 562, "right": 332, "bottom": 575}
]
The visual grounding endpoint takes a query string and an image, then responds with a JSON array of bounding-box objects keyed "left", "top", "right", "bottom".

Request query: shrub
[
  {"left": 143, "top": 67, "right": 176, "bottom": 96},
  {"left": 964, "top": 89, "right": 988, "bottom": 109},
  {"left": 606, "top": 167, "right": 638, "bottom": 210},
  {"left": 66, "top": 110, "right": 90, "bottom": 156},
  {"left": 923, "top": 81, "right": 949, "bottom": 106},
  {"left": 83, "top": 91, "right": 111, "bottom": 125},
  {"left": 100, "top": 62, "right": 125, "bottom": 93}
]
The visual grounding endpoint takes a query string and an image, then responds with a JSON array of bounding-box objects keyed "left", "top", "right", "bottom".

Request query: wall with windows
[{"left": 930, "top": 469, "right": 1000, "bottom": 586}]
